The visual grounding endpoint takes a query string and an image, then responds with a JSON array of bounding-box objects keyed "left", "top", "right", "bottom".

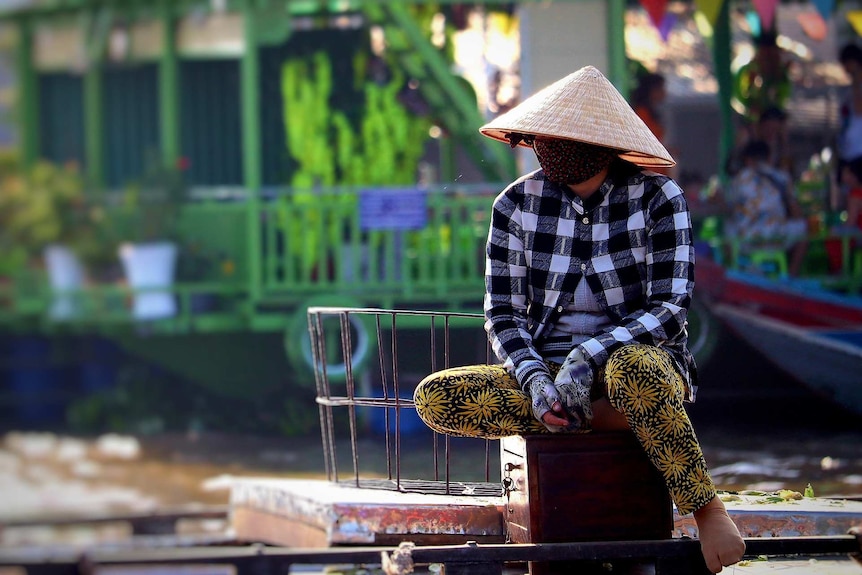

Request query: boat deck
[{"left": 229, "top": 478, "right": 862, "bottom": 546}]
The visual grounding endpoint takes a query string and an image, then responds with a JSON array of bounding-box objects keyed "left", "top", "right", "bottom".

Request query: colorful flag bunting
[
  {"left": 694, "top": 0, "right": 724, "bottom": 29},
  {"left": 658, "top": 12, "right": 678, "bottom": 42},
  {"left": 745, "top": 10, "right": 762, "bottom": 38},
  {"left": 847, "top": 10, "right": 862, "bottom": 36},
  {"left": 811, "top": 0, "right": 835, "bottom": 22},
  {"left": 797, "top": 11, "right": 827, "bottom": 41},
  {"left": 640, "top": 0, "right": 670, "bottom": 30},
  {"left": 752, "top": 0, "right": 778, "bottom": 32}
]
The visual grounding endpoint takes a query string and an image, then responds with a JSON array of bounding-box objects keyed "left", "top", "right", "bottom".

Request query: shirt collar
[{"left": 559, "top": 175, "right": 612, "bottom": 212}]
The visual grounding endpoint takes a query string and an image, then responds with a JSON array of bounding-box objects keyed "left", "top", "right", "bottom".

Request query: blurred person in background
[
  {"left": 755, "top": 106, "right": 794, "bottom": 176},
  {"left": 726, "top": 106, "right": 793, "bottom": 178},
  {"left": 632, "top": 72, "right": 673, "bottom": 177},
  {"left": 838, "top": 43, "right": 862, "bottom": 184},
  {"left": 726, "top": 139, "right": 808, "bottom": 276},
  {"left": 733, "top": 28, "right": 792, "bottom": 128},
  {"left": 842, "top": 157, "right": 862, "bottom": 232}
]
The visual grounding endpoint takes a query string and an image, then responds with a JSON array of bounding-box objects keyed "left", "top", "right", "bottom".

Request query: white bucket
[
  {"left": 43, "top": 244, "right": 85, "bottom": 320},
  {"left": 119, "top": 241, "right": 178, "bottom": 320}
]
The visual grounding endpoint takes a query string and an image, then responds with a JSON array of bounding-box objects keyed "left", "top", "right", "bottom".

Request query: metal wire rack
[{"left": 307, "top": 306, "right": 502, "bottom": 496}]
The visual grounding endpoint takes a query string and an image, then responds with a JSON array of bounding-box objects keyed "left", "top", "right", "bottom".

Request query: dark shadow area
[{"left": 689, "top": 329, "right": 860, "bottom": 433}]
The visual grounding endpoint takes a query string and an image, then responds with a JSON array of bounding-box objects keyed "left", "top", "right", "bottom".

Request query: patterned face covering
[{"left": 533, "top": 137, "right": 616, "bottom": 185}]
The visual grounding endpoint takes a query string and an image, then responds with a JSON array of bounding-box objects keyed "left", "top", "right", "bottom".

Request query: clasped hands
[{"left": 527, "top": 350, "right": 594, "bottom": 432}]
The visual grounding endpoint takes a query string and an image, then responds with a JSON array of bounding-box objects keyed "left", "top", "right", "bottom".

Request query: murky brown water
[{"left": 1, "top": 421, "right": 860, "bottom": 523}]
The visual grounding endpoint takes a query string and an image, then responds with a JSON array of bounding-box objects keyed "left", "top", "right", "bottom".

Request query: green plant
[
  {"left": 278, "top": 49, "right": 433, "bottom": 276},
  {"left": 176, "top": 239, "right": 234, "bottom": 282},
  {"left": 118, "top": 160, "right": 188, "bottom": 245},
  {"left": 0, "top": 161, "right": 116, "bottom": 273}
]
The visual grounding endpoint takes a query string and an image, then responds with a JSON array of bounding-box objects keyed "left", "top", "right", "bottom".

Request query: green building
[{"left": 0, "top": 0, "right": 725, "bottom": 432}]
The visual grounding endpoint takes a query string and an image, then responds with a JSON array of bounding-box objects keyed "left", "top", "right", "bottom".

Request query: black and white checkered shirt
[{"left": 484, "top": 159, "right": 697, "bottom": 401}]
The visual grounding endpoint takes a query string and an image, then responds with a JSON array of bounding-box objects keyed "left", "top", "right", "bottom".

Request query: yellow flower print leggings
[{"left": 413, "top": 343, "right": 715, "bottom": 515}]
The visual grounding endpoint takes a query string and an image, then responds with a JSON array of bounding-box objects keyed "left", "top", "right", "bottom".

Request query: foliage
[
  {"left": 0, "top": 161, "right": 116, "bottom": 273},
  {"left": 175, "top": 238, "right": 235, "bottom": 282},
  {"left": 0, "top": 148, "right": 18, "bottom": 179},
  {"left": 332, "top": 65, "right": 431, "bottom": 187},
  {"left": 279, "top": 48, "right": 433, "bottom": 275},
  {"left": 282, "top": 51, "right": 336, "bottom": 189},
  {"left": 118, "top": 160, "right": 188, "bottom": 245}
]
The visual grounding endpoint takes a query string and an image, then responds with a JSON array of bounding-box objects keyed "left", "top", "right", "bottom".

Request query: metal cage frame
[{"left": 307, "top": 306, "right": 503, "bottom": 496}]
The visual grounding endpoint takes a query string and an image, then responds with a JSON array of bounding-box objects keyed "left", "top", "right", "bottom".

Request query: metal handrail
[{"left": 0, "top": 536, "right": 858, "bottom": 575}]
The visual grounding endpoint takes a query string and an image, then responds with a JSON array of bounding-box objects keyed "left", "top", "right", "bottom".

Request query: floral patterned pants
[{"left": 413, "top": 343, "right": 715, "bottom": 515}]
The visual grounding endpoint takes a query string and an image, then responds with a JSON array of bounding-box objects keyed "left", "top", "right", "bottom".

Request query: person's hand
[
  {"left": 526, "top": 373, "right": 570, "bottom": 431},
  {"left": 553, "top": 349, "right": 594, "bottom": 431}
]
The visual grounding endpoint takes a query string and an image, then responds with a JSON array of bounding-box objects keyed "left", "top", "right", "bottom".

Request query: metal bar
[
  {"left": 2, "top": 536, "right": 857, "bottom": 572},
  {"left": 392, "top": 311, "right": 402, "bottom": 490},
  {"left": 245, "top": 189, "right": 263, "bottom": 302},
  {"left": 83, "top": 24, "right": 105, "bottom": 188},
  {"left": 430, "top": 314, "right": 440, "bottom": 482},
  {"left": 743, "top": 535, "right": 861, "bottom": 556},
  {"left": 485, "top": 438, "right": 491, "bottom": 483},
  {"left": 158, "top": 0, "right": 179, "bottom": 168},
  {"left": 606, "top": 0, "right": 627, "bottom": 97},
  {"left": 445, "top": 433, "right": 451, "bottom": 495},
  {"left": 386, "top": 312, "right": 396, "bottom": 479},
  {"left": 375, "top": 313, "right": 392, "bottom": 481},
  {"left": 15, "top": 17, "right": 39, "bottom": 168},
  {"left": 339, "top": 311, "right": 361, "bottom": 489},
  {"left": 712, "top": 0, "right": 735, "bottom": 182},
  {"left": 443, "top": 313, "right": 452, "bottom": 494},
  {"left": 313, "top": 311, "right": 339, "bottom": 483},
  {"left": 240, "top": 0, "right": 261, "bottom": 191}
]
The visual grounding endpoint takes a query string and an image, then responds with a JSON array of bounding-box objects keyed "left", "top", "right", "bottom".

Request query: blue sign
[{"left": 359, "top": 188, "right": 428, "bottom": 231}]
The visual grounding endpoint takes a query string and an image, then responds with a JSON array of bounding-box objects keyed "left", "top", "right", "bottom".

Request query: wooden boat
[{"left": 695, "top": 257, "right": 862, "bottom": 416}]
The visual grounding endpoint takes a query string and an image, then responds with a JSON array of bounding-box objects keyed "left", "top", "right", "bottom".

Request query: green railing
[
  {"left": 0, "top": 183, "right": 503, "bottom": 335},
  {"left": 259, "top": 187, "right": 492, "bottom": 303}
]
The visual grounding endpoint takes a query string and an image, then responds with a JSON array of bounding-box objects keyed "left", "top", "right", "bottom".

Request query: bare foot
[{"left": 693, "top": 496, "right": 746, "bottom": 573}]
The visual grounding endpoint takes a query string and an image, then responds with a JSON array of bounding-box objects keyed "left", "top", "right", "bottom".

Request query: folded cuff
[{"left": 514, "top": 360, "right": 550, "bottom": 392}]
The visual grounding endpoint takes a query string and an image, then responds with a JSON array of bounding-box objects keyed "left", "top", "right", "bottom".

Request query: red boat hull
[{"left": 696, "top": 258, "right": 862, "bottom": 328}]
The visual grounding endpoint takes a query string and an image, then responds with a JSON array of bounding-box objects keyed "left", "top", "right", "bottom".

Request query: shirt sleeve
[
  {"left": 574, "top": 178, "right": 695, "bottom": 371},
  {"left": 483, "top": 187, "right": 549, "bottom": 388}
]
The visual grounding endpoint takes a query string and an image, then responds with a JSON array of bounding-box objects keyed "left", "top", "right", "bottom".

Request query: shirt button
[
  {"left": 580, "top": 263, "right": 587, "bottom": 271},
  {"left": 556, "top": 305, "right": 563, "bottom": 313},
  {"left": 582, "top": 217, "right": 589, "bottom": 224}
]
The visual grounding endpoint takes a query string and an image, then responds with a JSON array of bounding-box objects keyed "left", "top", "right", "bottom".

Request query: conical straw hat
[{"left": 480, "top": 66, "right": 675, "bottom": 168}]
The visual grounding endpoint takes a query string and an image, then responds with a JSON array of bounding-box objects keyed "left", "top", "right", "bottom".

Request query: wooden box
[{"left": 500, "top": 432, "right": 673, "bottom": 545}]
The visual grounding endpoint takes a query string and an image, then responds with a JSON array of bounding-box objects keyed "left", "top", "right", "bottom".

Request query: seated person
[
  {"left": 413, "top": 66, "right": 746, "bottom": 574},
  {"left": 827, "top": 157, "right": 862, "bottom": 274},
  {"left": 842, "top": 157, "right": 862, "bottom": 232},
  {"left": 756, "top": 106, "right": 794, "bottom": 176},
  {"left": 726, "top": 139, "right": 808, "bottom": 276}
]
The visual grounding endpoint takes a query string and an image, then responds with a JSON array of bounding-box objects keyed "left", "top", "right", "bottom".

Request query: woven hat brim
[{"left": 479, "top": 66, "right": 676, "bottom": 169}]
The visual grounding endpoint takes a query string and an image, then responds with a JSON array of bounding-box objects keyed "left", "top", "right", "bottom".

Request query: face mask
[{"left": 533, "top": 138, "right": 616, "bottom": 185}]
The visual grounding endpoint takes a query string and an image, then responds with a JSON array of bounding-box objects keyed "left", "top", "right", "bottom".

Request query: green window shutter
[
  {"left": 38, "top": 73, "right": 85, "bottom": 167},
  {"left": 180, "top": 59, "right": 243, "bottom": 186},
  {"left": 103, "top": 64, "right": 160, "bottom": 188}
]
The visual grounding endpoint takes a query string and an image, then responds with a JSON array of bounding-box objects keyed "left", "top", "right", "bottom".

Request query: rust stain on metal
[{"left": 331, "top": 503, "right": 503, "bottom": 542}]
